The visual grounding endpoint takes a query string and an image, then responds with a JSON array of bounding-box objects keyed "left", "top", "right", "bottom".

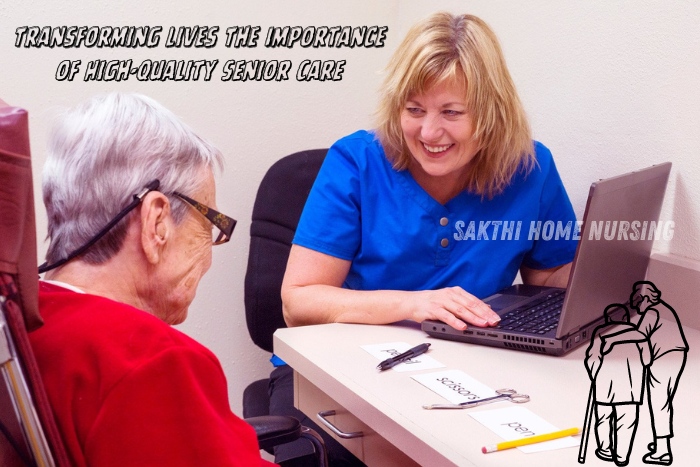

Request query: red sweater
[{"left": 29, "top": 282, "right": 276, "bottom": 467}]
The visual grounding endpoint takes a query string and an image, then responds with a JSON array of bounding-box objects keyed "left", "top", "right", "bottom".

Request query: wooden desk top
[{"left": 274, "top": 320, "right": 699, "bottom": 467}]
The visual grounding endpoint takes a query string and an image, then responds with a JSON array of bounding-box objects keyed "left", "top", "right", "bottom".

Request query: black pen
[{"left": 377, "top": 343, "right": 431, "bottom": 371}]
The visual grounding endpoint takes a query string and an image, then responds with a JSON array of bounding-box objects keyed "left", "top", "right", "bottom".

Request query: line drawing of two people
[{"left": 583, "top": 281, "right": 688, "bottom": 466}]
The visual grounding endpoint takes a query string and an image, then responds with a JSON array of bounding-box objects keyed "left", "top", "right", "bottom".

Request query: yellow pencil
[{"left": 482, "top": 427, "right": 580, "bottom": 453}]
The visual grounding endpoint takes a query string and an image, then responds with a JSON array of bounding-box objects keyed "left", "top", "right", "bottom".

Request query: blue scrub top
[{"left": 293, "top": 130, "right": 578, "bottom": 299}]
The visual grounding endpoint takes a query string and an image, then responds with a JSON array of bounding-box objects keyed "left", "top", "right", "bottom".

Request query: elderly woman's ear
[{"left": 139, "top": 191, "right": 172, "bottom": 265}]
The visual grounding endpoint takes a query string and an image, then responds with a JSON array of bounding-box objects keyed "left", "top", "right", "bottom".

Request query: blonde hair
[{"left": 375, "top": 12, "right": 534, "bottom": 198}]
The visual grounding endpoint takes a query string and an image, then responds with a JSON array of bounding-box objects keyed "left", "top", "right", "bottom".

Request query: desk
[{"left": 274, "top": 321, "right": 699, "bottom": 467}]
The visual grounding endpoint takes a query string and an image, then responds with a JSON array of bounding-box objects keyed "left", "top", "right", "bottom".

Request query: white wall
[
  {"left": 2, "top": 0, "right": 698, "bottom": 416},
  {"left": 397, "top": 0, "right": 700, "bottom": 258}
]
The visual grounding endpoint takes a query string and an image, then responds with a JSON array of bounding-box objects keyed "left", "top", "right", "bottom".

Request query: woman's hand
[
  {"left": 600, "top": 337, "right": 613, "bottom": 355},
  {"left": 408, "top": 287, "right": 500, "bottom": 331}
]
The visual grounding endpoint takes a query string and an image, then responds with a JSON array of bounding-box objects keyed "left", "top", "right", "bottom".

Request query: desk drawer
[{"left": 294, "top": 373, "right": 419, "bottom": 467}]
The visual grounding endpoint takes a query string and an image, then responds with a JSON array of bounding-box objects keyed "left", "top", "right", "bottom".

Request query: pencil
[{"left": 481, "top": 427, "right": 580, "bottom": 453}]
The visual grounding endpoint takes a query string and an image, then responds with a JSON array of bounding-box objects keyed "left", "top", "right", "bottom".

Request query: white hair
[{"left": 42, "top": 92, "right": 223, "bottom": 265}]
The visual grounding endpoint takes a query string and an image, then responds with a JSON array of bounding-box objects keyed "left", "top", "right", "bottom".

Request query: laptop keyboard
[{"left": 496, "top": 290, "right": 566, "bottom": 334}]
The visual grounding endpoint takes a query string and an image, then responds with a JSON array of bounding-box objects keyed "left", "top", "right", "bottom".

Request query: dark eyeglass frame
[
  {"left": 172, "top": 191, "right": 236, "bottom": 245},
  {"left": 38, "top": 179, "right": 236, "bottom": 274}
]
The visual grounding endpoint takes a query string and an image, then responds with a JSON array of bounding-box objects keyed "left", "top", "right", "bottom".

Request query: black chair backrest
[{"left": 244, "top": 149, "right": 327, "bottom": 353}]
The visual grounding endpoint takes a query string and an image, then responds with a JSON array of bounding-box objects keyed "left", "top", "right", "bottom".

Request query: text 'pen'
[{"left": 377, "top": 343, "right": 431, "bottom": 371}]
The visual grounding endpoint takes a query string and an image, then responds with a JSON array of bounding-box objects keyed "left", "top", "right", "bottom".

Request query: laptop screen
[{"left": 556, "top": 162, "right": 672, "bottom": 338}]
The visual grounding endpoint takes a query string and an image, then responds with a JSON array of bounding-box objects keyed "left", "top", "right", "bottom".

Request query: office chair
[
  {"left": 243, "top": 149, "right": 328, "bottom": 462},
  {"left": 0, "top": 101, "right": 325, "bottom": 466}
]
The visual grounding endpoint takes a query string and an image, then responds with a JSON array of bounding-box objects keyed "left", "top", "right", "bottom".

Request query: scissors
[{"left": 422, "top": 388, "right": 530, "bottom": 410}]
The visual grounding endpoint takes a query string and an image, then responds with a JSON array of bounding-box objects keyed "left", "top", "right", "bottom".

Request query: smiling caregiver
[{"left": 270, "top": 11, "right": 579, "bottom": 466}]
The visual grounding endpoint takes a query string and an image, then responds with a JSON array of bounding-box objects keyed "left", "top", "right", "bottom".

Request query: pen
[
  {"left": 377, "top": 343, "right": 431, "bottom": 371},
  {"left": 481, "top": 427, "right": 580, "bottom": 453}
]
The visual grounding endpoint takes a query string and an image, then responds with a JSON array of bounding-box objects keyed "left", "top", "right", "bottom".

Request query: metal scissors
[{"left": 423, "top": 388, "right": 530, "bottom": 410}]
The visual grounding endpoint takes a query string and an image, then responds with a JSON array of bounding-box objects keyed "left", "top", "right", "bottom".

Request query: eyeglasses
[
  {"left": 38, "top": 179, "right": 236, "bottom": 274},
  {"left": 172, "top": 191, "right": 236, "bottom": 245}
]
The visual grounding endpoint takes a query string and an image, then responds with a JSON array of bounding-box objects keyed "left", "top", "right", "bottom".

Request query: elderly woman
[
  {"left": 274, "top": 12, "right": 578, "bottom": 465},
  {"left": 29, "top": 93, "right": 274, "bottom": 466}
]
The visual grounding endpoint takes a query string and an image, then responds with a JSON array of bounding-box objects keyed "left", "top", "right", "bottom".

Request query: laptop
[{"left": 422, "top": 162, "right": 672, "bottom": 356}]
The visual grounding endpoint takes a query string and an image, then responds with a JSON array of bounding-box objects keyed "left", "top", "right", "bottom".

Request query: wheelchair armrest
[{"left": 245, "top": 415, "right": 301, "bottom": 451}]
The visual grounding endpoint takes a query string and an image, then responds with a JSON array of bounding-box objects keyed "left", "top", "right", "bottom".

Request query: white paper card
[
  {"left": 411, "top": 369, "right": 497, "bottom": 404},
  {"left": 361, "top": 342, "right": 444, "bottom": 372},
  {"left": 470, "top": 406, "right": 580, "bottom": 453}
]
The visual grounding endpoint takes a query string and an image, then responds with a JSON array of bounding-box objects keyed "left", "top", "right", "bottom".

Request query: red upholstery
[
  {"left": 0, "top": 100, "right": 70, "bottom": 466},
  {"left": 0, "top": 102, "right": 41, "bottom": 331}
]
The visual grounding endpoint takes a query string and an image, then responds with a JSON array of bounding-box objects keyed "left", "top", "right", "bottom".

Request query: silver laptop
[{"left": 422, "top": 162, "right": 672, "bottom": 356}]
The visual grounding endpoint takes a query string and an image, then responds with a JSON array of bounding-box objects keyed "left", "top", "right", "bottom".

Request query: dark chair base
[{"left": 245, "top": 416, "right": 328, "bottom": 467}]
